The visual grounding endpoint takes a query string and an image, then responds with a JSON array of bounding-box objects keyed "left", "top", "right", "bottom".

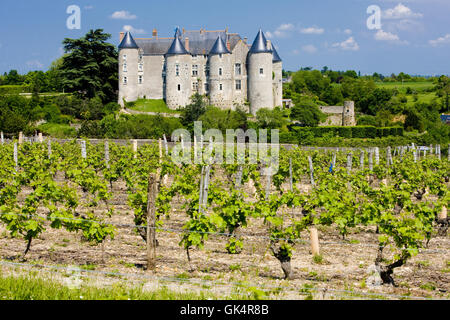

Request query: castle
[
  {"left": 319, "top": 101, "right": 356, "bottom": 126},
  {"left": 118, "top": 27, "right": 283, "bottom": 115}
]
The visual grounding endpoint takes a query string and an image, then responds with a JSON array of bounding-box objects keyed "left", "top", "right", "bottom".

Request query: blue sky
[{"left": 1, "top": 0, "right": 449, "bottom": 76}]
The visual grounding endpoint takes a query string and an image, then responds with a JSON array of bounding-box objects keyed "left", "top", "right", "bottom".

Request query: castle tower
[
  {"left": 208, "top": 36, "right": 232, "bottom": 109},
  {"left": 342, "top": 101, "right": 356, "bottom": 126},
  {"left": 165, "top": 29, "right": 192, "bottom": 109},
  {"left": 272, "top": 46, "right": 283, "bottom": 108},
  {"left": 248, "top": 29, "right": 274, "bottom": 115},
  {"left": 118, "top": 32, "right": 139, "bottom": 106}
]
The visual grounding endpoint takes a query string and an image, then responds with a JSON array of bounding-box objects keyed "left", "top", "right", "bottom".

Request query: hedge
[
  {"left": 0, "top": 85, "right": 32, "bottom": 95},
  {"left": 290, "top": 126, "right": 403, "bottom": 139}
]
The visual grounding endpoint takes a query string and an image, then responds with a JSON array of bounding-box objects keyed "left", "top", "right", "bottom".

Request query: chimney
[
  {"left": 267, "top": 40, "right": 272, "bottom": 50},
  {"left": 119, "top": 32, "right": 125, "bottom": 42},
  {"left": 243, "top": 37, "right": 248, "bottom": 44},
  {"left": 226, "top": 41, "right": 231, "bottom": 51},
  {"left": 152, "top": 28, "right": 158, "bottom": 38},
  {"left": 185, "top": 37, "right": 190, "bottom": 51}
]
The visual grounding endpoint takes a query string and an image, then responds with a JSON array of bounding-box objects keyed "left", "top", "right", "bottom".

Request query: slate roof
[
  {"left": 209, "top": 36, "right": 230, "bottom": 55},
  {"left": 166, "top": 35, "right": 189, "bottom": 55},
  {"left": 249, "top": 29, "right": 272, "bottom": 54},
  {"left": 118, "top": 32, "right": 139, "bottom": 49},
  {"left": 272, "top": 45, "right": 282, "bottom": 62},
  {"left": 130, "top": 28, "right": 244, "bottom": 55}
]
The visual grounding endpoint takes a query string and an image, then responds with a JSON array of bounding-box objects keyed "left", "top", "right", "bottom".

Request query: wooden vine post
[
  {"left": 18, "top": 132, "right": 23, "bottom": 145},
  {"left": 146, "top": 171, "right": 159, "bottom": 271},
  {"left": 310, "top": 227, "right": 320, "bottom": 256},
  {"left": 105, "top": 141, "right": 110, "bottom": 169},
  {"left": 308, "top": 156, "right": 315, "bottom": 186},
  {"left": 38, "top": 133, "right": 43, "bottom": 143},
  {"left": 0, "top": 131, "right": 3, "bottom": 144},
  {"left": 133, "top": 140, "right": 138, "bottom": 159}
]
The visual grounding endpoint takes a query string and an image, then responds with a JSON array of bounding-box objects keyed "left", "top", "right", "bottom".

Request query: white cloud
[
  {"left": 331, "top": 37, "right": 359, "bottom": 51},
  {"left": 111, "top": 11, "right": 137, "bottom": 20},
  {"left": 375, "top": 30, "right": 400, "bottom": 41},
  {"left": 429, "top": 34, "right": 450, "bottom": 47},
  {"left": 383, "top": 4, "right": 423, "bottom": 20},
  {"left": 266, "top": 23, "right": 295, "bottom": 38},
  {"left": 123, "top": 25, "right": 146, "bottom": 34},
  {"left": 300, "top": 26, "right": 324, "bottom": 35},
  {"left": 302, "top": 45, "right": 318, "bottom": 54},
  {"left": 374, "top": 30, "right": 409, "bottom": 44},
  {"left": 26, "top": 60, "right": 44, "bottom": 69}
]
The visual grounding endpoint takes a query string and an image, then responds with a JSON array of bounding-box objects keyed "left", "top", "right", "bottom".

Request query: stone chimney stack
[
  {"left": 226, "top": 41, "right": 231, "bottom": 51},
  {"left": 152, "top": 28, "right": 158, "bottom": 38},
  {"left": 119, "top": 32, "right": 125, "bottom": 42},
  {"left": 244, "top": 37, "right": 248, "bottom": 44},
  {"left": 185, "top": 37, "right": 190, "bottom": 51}
]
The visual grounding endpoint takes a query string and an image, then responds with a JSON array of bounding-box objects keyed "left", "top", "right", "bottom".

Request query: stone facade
[
  {"left": 118, "top": 28, "right": 282, "bottom": 115},
  {"left": 319, "top": 101, "right": 356, "bottom": 126}
]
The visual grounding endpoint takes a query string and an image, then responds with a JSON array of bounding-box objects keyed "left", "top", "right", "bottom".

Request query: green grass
[
  {"left": 127, "top": 99, "right": 180, "bottom": 114},
  {"left": 375, "top": 81, "right": 435, "bottom": 92},
  {"left": 38, "top": 123, "right": 77, "bottom": 138},
  {"left": 0, "top": 271, "right": 244, "bottom": 300},
  {"left": 405, "top": 92, "right": 437, "bottom": 107}
]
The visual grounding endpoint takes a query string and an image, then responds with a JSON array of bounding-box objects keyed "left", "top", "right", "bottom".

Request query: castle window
[
  {"left": 138, "top": 54, "right": 143, "bottom": 61},
  {"left": 205, "top": 65, "right": 210, "bottom": 77},
  {"left": 138, "top": 63, "right": 143, "bottom": 72},
  {"left": 123, "top": 63, "right": 127, "bottom": 72},
  {"left": 123, "top": 76, "right": 128, "bottom": 85},
  {"left": 259, "top": 68, "right": 264, "bottom": 75},
  {"left": 177, "top": 84, "right": 181, "bottom": 91},
  {"left": 175, "top": 64, "right": 180, "bottom": 77},
  {"left": 123, "top": 54, "right": 127, "bottom": 61},
  {"left": 192, "top": 82, "right": 198, "bottom": 92},
  {"left": 235, "top": 80, "right": 241, "bottom": 91},
  {"left": 219, "top": 83, "right": 223, "bottom": 91},
  {"left": 192, "top": 65, "right": 198, "bottom": 76},
  {"left": 138, "top": 75, "right": 143, "bottom": 84},
  {"left": 235, "top": 63, "right": 241, "bottom": 76},
  {"left": 219, "top": 68, "right": 223, "bottom": 76},
  {"left": 204, "top": 83, "right": 209, "bottom": 92},
  {"left": 219, "top": 54, "right": 223, "bottom": 59}
]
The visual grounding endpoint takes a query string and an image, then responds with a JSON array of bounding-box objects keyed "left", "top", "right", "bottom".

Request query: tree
[
  {"left": 60, "top": 29, "right": 118, "bottom": 103},
  {"left": 290, "top": 98, "right": 326, "bottom": 127},
  {"left": 256, "top": 107, "right": 287, "bottom": 130},
  {"left": 180, "top": 93, "right": 207, "bottom": 130}
]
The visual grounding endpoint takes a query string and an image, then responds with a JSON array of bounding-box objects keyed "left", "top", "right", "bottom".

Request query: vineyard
[{"left": 0, "top": 137, "right": 449, "bottom": 300}]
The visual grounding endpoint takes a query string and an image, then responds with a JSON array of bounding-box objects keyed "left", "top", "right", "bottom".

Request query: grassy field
[
  {"left": 375, "top": 81, "right": 435, "bottom": 93},
  {"left": 127, "top": 99, "right": 180, "bottom": 114},
  {"left": 37, "top": 123, "right": 77, "bottom": 138}
]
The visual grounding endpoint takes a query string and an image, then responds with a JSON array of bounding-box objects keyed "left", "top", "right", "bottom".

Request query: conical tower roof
[
  {"left": 272, "top": 45, "right": 282, "bottom": 63},
  {"left": 209, "top": 36, "right": 230, "bottom": 55},
  {"left": 166, "top": 28, "right": 189, "bottom": 55},
  {"left": 249, "top": 29, "right": 272, "bottom": 54},
  {"left": 118, "top": 32, "right": 139, "bottom": 49}
]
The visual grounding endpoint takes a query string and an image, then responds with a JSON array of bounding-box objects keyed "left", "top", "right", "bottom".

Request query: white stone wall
[
  {"left": 118, "top": 48, "right": 139, "bottom": 106},
  {"left": 165, "top": 54, "right": 192, "bottom": 109},
  {"left": 231, "top": 41, "right": 249, "bottom": 109},
  {"left": 273, "top": 61, "right": 283, "bottom": 108},
  {"left": 138, "top": 55, "right": 165, "bottom": 100},
  {"left": 209, "top": 53, "right": 233, "bottom": 109},
  {"left": 248, "top": 52, "right": 273, "bottom": 115}
]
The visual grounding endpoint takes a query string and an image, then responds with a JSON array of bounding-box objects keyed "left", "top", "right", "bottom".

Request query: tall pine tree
[{"left": 60, "top": 29, "right": 118, "bottom": 103}]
